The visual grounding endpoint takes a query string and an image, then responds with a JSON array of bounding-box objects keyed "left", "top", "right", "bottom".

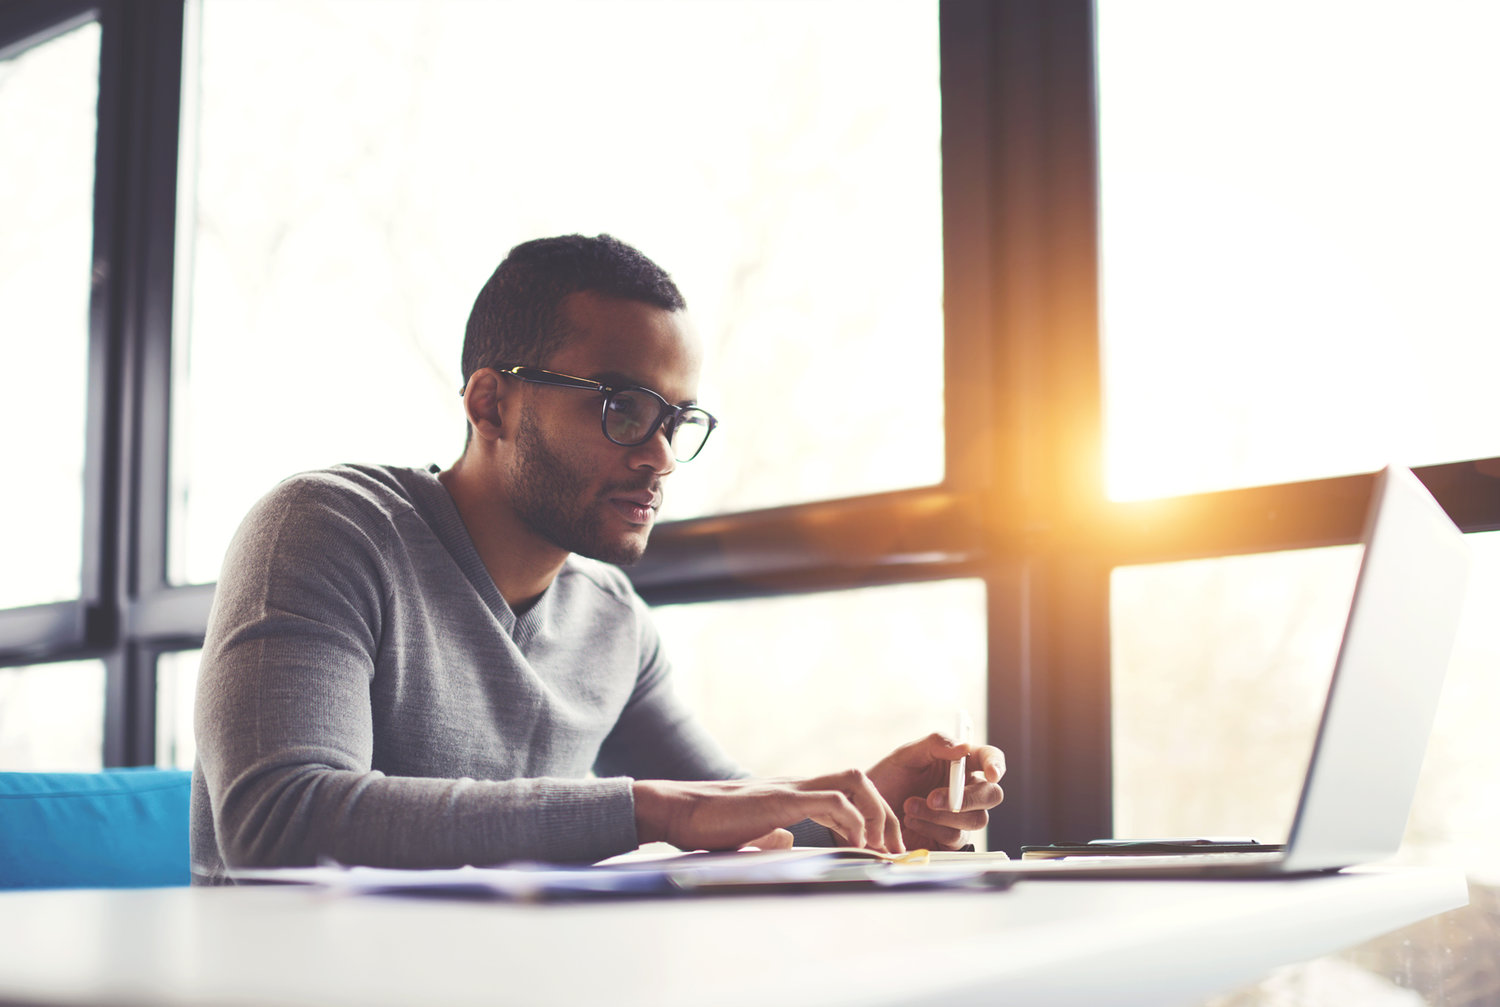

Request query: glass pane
[
  {"left": 0, "top": 22, "right": 99, "bottom": 608},
  {"left": 1098, "top": 3, "right": 1500, "bottom": 501},
  {"left": 1401, "top": 531, "right": 1500, "bottom": 875},
  {"left": 155, "top": 649, "right": 201, "bottom": 770},
  {"left": 652, "top": 579, "right": 985, "bottom": 784},
  {"left": 1163, "top": 533, "right": 1500, "bottom": 1005},
  {"left": 1111, "top": 546, "right": 1363, "bottom": 841},
  {"left": 170, "top": 0, "right": 943, "bottom": 585},
  {"left": 0, "top": 660, "right": 105, "bottom": 770}
]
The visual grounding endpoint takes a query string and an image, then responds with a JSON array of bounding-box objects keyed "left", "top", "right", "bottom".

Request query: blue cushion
[{"left": 0, "top": 769, "right": 191, "bottom": 889}]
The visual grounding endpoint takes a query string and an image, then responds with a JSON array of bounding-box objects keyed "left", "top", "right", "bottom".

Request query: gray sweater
[{"left": 189, "top": 464, "right": 747, "bottom": 883}]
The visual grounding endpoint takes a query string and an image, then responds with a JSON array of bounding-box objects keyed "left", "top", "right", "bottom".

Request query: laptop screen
[{"left": 1282, "top": 467, "right": 1469, "bottom": 871}]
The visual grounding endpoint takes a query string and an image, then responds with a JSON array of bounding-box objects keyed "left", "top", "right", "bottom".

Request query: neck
[{"left": 436, "top": 453, "right": 567, "bottom": 611}]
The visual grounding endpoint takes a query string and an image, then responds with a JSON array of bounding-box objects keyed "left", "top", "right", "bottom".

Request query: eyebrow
[{"left": 589, "top": 370, "right": 698, "bottom": 407}]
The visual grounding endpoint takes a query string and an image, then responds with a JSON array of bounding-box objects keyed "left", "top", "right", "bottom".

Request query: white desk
[{"left": 0, "top": 868, "right": 1467, "bottom": 1007}]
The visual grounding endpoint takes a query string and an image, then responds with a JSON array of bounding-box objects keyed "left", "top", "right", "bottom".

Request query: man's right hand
[{"left": 631, "top": 771, "right": 905, "bottom": 855}]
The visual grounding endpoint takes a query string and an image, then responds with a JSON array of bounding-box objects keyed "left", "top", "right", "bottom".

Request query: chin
[
  {"left": 576, "top": 531, "right": 650, "bottom": 567},
  {"left": 612, "top": 534, "right": 650, "bottom": 567}
]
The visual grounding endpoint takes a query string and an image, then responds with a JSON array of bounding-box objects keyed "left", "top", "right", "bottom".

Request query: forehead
[{"left": 546, "top": 291, "right": 702, "bottom": 401}]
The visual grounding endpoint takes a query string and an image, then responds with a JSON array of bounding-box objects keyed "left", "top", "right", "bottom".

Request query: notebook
[{"left": 993, "top": 465, "right": 1470, "bottom": 879}]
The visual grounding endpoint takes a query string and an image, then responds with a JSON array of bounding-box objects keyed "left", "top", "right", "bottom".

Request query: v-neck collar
[{"left": 406, "top": 465, "right": 556, "bottom": 647}]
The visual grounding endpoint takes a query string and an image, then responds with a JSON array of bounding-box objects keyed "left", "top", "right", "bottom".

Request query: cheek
[
  {"left": 545, "top": 434, "right": 613, "bottom": 495},
  {"left": 549, "top": 429, "right": 601, "bottom": 473}
]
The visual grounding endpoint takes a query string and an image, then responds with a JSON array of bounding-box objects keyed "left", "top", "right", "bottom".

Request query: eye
[{"left": 604, "top": 391, "right": 654, "bottom": 441}]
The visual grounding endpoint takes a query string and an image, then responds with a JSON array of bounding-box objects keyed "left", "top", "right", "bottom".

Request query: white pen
[{"left": 947, "top": 710, "right": 973, "bottom": 813}]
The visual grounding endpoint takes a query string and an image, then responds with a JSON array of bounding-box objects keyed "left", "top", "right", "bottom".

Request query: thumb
[{"left": 906, "top": 730, "right": 967, "bottom": 764}]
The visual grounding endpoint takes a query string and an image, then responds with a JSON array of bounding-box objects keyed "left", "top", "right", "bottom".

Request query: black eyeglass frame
[{"left": 469, "top": 364, "right": 719, "bottom": 462}]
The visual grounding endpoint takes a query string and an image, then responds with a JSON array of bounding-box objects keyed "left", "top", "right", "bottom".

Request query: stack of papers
[{"left": 229, "top": 848, "right": 1013, "bottom": 900}]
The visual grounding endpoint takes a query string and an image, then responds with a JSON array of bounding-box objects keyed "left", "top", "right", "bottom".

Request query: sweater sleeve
[{"left": 192, "top": 478, "right": 639, "bottom": 878}]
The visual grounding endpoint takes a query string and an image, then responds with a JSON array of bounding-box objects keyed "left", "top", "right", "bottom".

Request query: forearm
[{"left": 209, "top": 759, "right": 639, "bottom": 869}]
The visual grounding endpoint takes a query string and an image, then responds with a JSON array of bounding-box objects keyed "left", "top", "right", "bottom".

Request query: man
[{"left": 191, "top": 234, "right": 1004, "bottom": 883}]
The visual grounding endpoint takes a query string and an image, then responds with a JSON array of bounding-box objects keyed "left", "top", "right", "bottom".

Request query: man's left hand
[{"left": 867, "top": 733, "right": 1006, "bottom": 851}]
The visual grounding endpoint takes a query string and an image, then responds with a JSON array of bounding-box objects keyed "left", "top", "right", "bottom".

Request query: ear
[{"left": 460, "top": 368, "right": 510, "bottom": 444}]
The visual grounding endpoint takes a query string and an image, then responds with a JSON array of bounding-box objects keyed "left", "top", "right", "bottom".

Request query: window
[
  {"left": 1402, "top": 531, "right": 1500, "bottom": 878},
  {"left": 654, "top": 579, "right": 986, "bottom": 779},
  {"left": 6, "top": 0, "right": 974, "bottom": 799},
  {"left": 1098, "top": 2, "right": 1500, "bottom": 502},
  {"left": 0, "top": 660, "right": 105, "bottom": 770},
  {"left": 14, "top": 8, "right": 1500, "bottom": 1001},
  {"left": 1111, "top": 546, "right": 1362, "bottom": 841},
  {"left": 169, "top": 0, "right": 944, "bottom": 585},
  {"left": 155, "top": 649, "right": 200, "bottom": 770},
  {"left": 0, "top": 20, "right": 99, "bottom": 609},
  {"left": 1195, "top": 531, "right": 1500, "bottom": 1007},
  {"left": 1098, "top": 6, "right": 1500, "bottom": 1000}
]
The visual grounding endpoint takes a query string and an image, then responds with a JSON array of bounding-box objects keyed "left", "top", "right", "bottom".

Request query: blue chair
[{"left": 0, "top": 768, "right": 191, "bottom": 889}]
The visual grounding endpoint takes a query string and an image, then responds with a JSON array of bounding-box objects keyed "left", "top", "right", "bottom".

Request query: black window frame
[{"left": 2, "top": 0, "right": 1498, "bottom": 856}]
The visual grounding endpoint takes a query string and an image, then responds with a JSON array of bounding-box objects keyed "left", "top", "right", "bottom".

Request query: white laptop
[{"left": 995, "top": 465, "right": 1469, "bottom": 879}]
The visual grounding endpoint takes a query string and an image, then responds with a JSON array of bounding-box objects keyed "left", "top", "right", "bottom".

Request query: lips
[
  {"left": 609, "top": 489, "right": 660, "bottom": 509},
  {"left": 606, "top": 486, "right": 661, "bottom": 526}
]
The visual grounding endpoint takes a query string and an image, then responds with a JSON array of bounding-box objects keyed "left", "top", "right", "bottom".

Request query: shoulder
[
  {"left": 232, "top": 464, "right": 434, "bottom": 559},
  {"left": 247, "top": 464, "right": 432, "bottom": 532},
  {"left": 213, "top": 467, "right": 434, "bottom": 617},
  {"left": 260, "top": 464, "right": 425, "bottom": 515},
  {"left": 555, "top": 556, "right": 648, "bottom": 617}
]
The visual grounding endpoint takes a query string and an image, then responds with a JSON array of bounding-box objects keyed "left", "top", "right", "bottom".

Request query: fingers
[
  {"left": 632, "top": 770, "right": 909, "bottom": 856},
  {"left": 900, "top": 773, "right": 1005, "bottom": 851},
  {"left": 802, "top": 791, "right": 867, "bottom": 849},
  {"left": 902, "top": 796, "right": 988, "bottom": 849},
  {"left": 934, "top": 739, "right": 1005, "bottom": 780},
  {"left": 891, "top": 731, "right": 967, "bottom": 768},
  {"left": 886, "top": 732, "right": 1007, "bottom": 779},
  {"left": 972, "top": 744, "right": 1006, "bottom": 783},
  {"left": 633, "top": 774, "right": 900, "bottom": 852},
  {"left": 884, "top": 797, "right": 905, "bottom": 854},
  {"left": 634, "top": 778, "right": 866, "bottom": 852},
  {"left": 902, "top": 813, "right": 969, "bottom": 849},
  {"left": 905, "top": 792, "right": 992, "bottom": 830},
  {"left": 942, "top": 773, "right": 1006, "bottom": 815},
  {"left": 800, "top": 769, "right": 904, "bottom": 855}
]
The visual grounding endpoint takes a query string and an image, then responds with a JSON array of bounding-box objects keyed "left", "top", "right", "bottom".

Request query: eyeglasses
[{"left": 475, "top": 364, "right": 719, "bottom": 463}]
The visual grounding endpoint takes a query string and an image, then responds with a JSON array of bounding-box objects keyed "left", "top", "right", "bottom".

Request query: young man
[{"left": 190, "top": 234, "right": 1004, "bottom": 883}]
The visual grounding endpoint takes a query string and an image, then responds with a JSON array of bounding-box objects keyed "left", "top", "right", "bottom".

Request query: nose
[{"left": 626, "top": 421, "right": 676, "bottom": 477}]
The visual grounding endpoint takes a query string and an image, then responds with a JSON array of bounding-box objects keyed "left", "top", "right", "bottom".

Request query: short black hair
[{"left": 461, "top": 233, "right": 687, "bottom": 385}]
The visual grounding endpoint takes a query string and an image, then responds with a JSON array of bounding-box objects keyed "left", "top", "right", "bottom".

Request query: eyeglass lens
[{"left": 603, "top": 390, "right": 712, "bottom": 461}]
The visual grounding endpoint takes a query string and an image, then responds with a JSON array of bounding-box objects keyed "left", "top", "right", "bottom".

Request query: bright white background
[
  {"left": 169, "top": 0, "right": 945, "bottom": 586},
  {"left": 0, "top": 22, "right": 97, "bottom": 610},
  {"left": 1099, "top": 0, "right": 1500, "bottom": 502}
]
